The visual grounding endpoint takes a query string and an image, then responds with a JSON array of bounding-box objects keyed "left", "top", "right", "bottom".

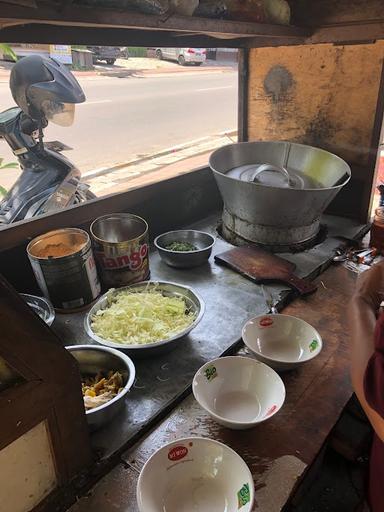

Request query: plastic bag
[
  {"left": 126, "top": 0, "right": 170, "bottom": 14},
  {"left": 169, "top": 0, "right": 199, "bottom": 16},
  {"left": 226, "top": 0, "right": 290, "bottom": 24},
  {"left": 195, "top": 1, "right": 228, "bottom": 18},
  {"left": 196, "top": 0, "right": 290, "bottom": 25}
]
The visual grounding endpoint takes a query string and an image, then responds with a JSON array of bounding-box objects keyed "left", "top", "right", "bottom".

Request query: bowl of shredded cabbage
[{"left": 85, "top": 281, "right": 205, "bottom": 355}]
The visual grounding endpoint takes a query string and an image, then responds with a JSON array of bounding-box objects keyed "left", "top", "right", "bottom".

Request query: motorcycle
[{"left": 0, "top": 55, "right": 95, "bottom": 225}]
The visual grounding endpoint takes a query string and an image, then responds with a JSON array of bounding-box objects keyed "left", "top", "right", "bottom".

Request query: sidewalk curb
[
  {"left": 80, "top": 67, "right": 235, "bottom": 80},
  {"left": 0, "top": 66, "right": 236, "bottom": 83},
  {"left": 135, "top": 68, "right": 235, "bottom": 79},
  {"left": 83, "top": 130, "right": 237, "bottom": 180}
]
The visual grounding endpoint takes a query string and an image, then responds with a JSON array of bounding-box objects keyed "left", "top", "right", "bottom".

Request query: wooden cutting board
[{"left": 215, "top": 246, "right": 317, "bottom": 296}]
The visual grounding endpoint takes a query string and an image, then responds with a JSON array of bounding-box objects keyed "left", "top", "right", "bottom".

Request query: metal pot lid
[{"left": 226, "top": 163, "right": 320, "bottom": 190}]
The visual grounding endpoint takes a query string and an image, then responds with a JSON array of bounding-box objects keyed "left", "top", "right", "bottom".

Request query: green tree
[
  {"left": 0, "top": 43, "right": 17, "bottom": 61},
  {"left": 0, "top": 159, "right": 19, "bottom": 197}
]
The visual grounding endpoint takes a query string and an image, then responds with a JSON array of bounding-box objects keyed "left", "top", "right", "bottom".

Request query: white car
[{"left": 155, "top": 48, "right": 207, "bottom": 66}]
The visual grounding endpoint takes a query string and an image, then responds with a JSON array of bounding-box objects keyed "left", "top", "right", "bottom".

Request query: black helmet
[{"left": 10, "top": 55, "right": 85, "bottom": 122}]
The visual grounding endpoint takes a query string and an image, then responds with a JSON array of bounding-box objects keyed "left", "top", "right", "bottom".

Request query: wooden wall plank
[
  {"left": 290, "top": 0, "right": 384, "bottom": 26},
  {"left": 247, "top": 41, "right": 384, "bottom": 221}
]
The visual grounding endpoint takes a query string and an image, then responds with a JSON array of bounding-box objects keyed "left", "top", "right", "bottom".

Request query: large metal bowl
[
  {"left": 66, "top": 344, "right": 136, "bottom": 430},
  {"left": 154, "top": 230, "right": 215, "bottom": 269},
  {"left": 84, "top": 281, "right": 205, "bottom": 356},
  {"left": 210, "top": 141, "right": 351, "bottom": 249}
]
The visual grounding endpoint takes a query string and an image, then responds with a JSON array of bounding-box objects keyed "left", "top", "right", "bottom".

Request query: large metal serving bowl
[
  {"left": 154, "top": 230, "right": 215, "bottom": 269},
  {"left": 66, "top": 344, "right": 136, "bottom": 430},
  {"left": 84, "top": 281, "right": 205, "bottom": 356}
]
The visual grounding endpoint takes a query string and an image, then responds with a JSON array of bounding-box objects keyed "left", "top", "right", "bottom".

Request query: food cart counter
[{"left": 67, "top": 263, "right": 359, "bottom": 512}]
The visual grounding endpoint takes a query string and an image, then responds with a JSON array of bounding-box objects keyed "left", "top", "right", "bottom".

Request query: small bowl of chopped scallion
[{"left": 154, "top": 230, "right": 215, "bottom": 269}]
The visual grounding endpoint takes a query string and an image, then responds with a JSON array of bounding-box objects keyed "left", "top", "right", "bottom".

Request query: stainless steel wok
[{"left": 209, "top": 141, "right": 351, "bottom": 249}]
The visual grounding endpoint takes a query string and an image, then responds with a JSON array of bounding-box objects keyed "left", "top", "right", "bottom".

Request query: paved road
[{"left": 0, "top": 70, "right": 237, "bottom": 188}]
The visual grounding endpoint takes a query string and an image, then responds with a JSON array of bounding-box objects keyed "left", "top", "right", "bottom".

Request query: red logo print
[
  {"left": 168, "top": 445, "right": 188, "bottom": 462},
  {"left": 266, "top": 405, "right": 277, "bottom": 417},
  {"left": 97, "top": 243, "right": 148, "bottom": 270},
  {"left": 260, "top": 317, "right": 273, "bottom": 328}
]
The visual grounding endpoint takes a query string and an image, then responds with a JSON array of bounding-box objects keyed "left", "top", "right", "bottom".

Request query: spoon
[{"left": 261, "top": 285, "right": 278, "bottom": 314}]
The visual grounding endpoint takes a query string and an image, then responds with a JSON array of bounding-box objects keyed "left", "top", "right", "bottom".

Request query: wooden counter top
[{"left": 68, "top": 264, "right": 357, "bottom": 512}]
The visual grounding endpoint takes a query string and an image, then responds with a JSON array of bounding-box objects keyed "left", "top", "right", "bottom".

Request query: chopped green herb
[{"left": 165, "top": 241, "right": 198, "bottom": 252}]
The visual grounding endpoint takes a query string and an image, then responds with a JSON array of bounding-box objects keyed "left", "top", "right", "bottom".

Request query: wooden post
[
  {"left": 0, "top": 275, "right": 92, "bottom": 511},
  {"left": 238, "top": 47, "right": 249, "bottom": 142}
]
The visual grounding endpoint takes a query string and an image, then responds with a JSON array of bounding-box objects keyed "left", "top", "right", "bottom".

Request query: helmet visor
[{"left": 41, "top": 100, "right": 75, "bottom": 126}]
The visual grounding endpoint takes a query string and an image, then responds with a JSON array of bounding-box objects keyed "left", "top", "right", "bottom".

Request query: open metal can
[
  {"left": 27, "top": 228, "right": 101, "bottom": 310},
  {"left": 90, "top": 213, "right": 149, "bottom": 288}
]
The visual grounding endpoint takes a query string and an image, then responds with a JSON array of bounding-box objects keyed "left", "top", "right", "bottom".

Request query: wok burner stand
[{"left": 222, "top": 208, "right": 322, "bottom": 253}]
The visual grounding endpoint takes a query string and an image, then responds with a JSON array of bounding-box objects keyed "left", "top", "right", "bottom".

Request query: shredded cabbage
[{"left": 91, "top": 288, "right": 196, "bottom": 345}]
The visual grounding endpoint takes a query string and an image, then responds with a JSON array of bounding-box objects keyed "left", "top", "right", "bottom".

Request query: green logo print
[
  {"left": 309, "top": 339, "right": 319, "bottom": 352},
  {"left": 204, "top": 365, "right": 217, "bottom": 382},
  {"left": 237, "top": 483, "right": 251, "bottom": 508}
]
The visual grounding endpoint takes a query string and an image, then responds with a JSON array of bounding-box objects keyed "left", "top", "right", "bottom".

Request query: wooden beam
[
  {"left": 290, "top": 0, "right": 384, "bottom": 26},
  {"left": 0, "top": 2, "right": 311, "bottom": 40},
  {"left": 0, "top": 23, "right": 248, "bottom": 47},
  {"left": 310, "top": 21, "right": 384, "bottom": 45}
]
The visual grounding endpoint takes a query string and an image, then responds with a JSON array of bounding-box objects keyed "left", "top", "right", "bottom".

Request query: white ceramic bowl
[
  {"left": 137, "top": 437, "right": 254, "bottom": 512},
  {"left": 242, "top": 314, "right": 323, "bottom": 371},
  {"left": 192, "top": 356, "right": 285, "bottom": 429}
]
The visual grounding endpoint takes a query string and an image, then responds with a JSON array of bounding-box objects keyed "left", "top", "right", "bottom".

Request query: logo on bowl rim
[
  {"left": 265, "top": 405, "right": 277, "bottom": 418},
  {"left": 204, "top": 365, "right": 218, "bottom": 382},
  {"left": 237, "top": 482, "right": 251, "bottom": 508},
  {"left": 259, "top": 317, "right": 273, "bottom": 328},
  {"left": 168, "top": 445, "right": 188, "bottom": 462},
  {"left": 309, "top": 339, "right": 319, "bottom": 352}
]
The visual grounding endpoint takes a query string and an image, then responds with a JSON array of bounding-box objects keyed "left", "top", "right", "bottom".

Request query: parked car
[
  {"left": 87, "top": 46, "right": 123, "bottom": 65},
  {"left": 155, "top": 48, "right": 207, "bottom": 66}
]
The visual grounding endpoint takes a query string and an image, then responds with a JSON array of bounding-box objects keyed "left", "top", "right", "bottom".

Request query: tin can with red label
[
  {"left": 27, "top": 228, "right": 101, "bottom": 310},
  {"left": 90, "top": 213, "right": 150, "bottom": 288}
]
